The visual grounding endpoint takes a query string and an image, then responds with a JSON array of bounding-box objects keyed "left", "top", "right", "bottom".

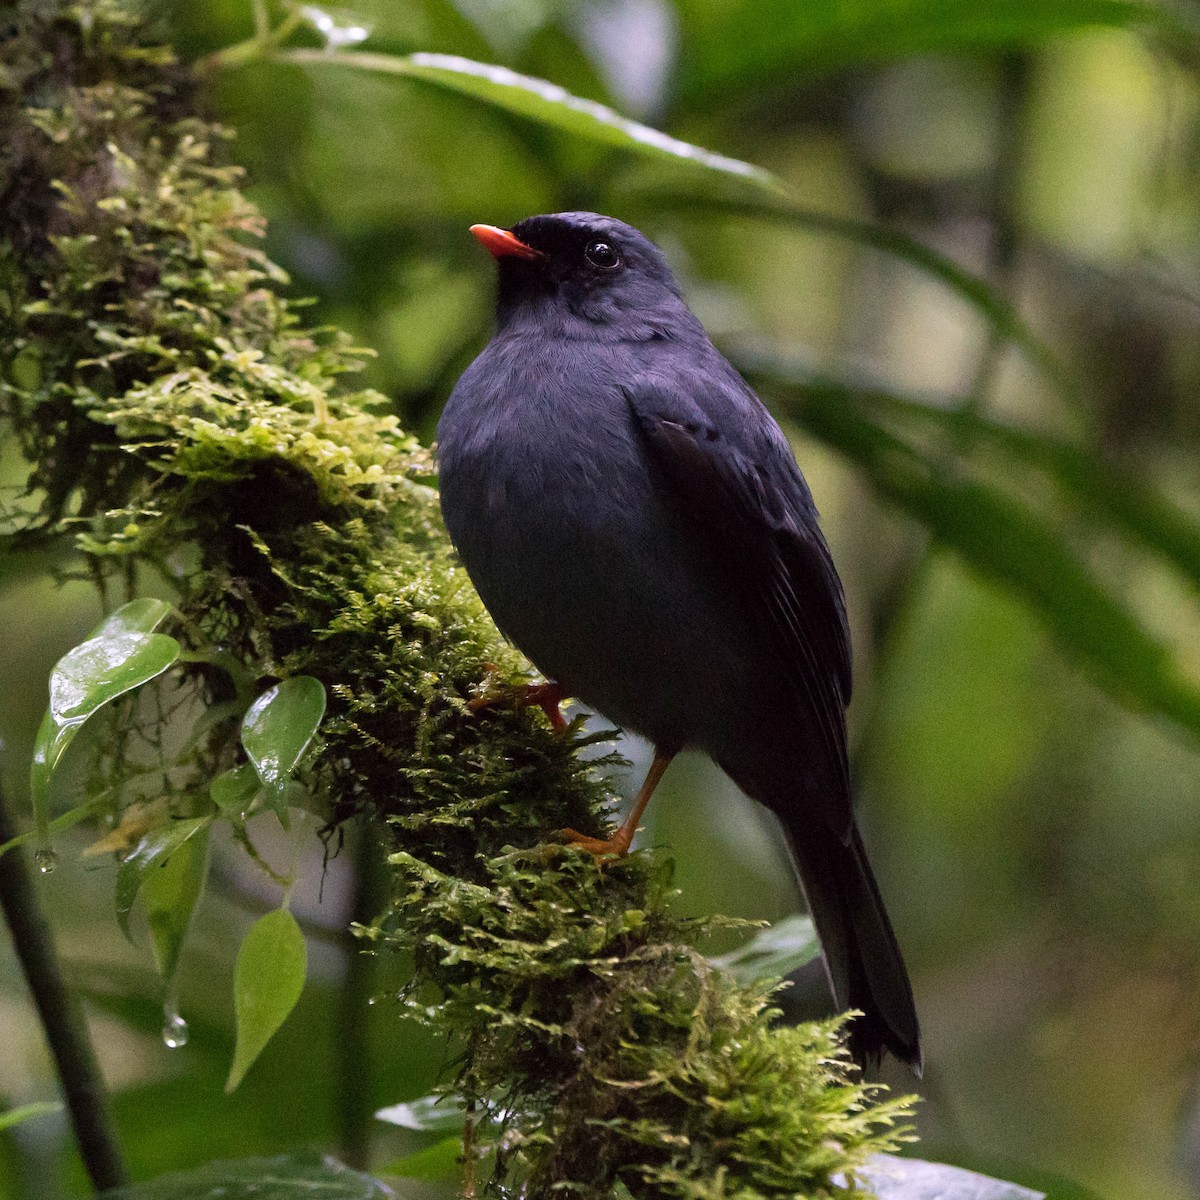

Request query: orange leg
[
  {"left": 561, "top": 750, "right": 674, "bottom": 858},
  {"left": 469, "top": 670, "right": 567, "bottom": 731}
]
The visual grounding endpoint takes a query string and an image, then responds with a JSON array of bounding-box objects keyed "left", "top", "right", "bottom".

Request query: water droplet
[
  {"left": 299, "top": 5, "right": 371, "bottom": 49},
  {"left": 34, "top": 848, "right": 58, "bottom": 875},
  {"left": 161, "top": 1011, "right": 189, "bottom": 1049}
]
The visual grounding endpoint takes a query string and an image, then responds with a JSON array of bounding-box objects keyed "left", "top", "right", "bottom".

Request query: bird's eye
[{"left": 584, "top": 239, "right": 622, "bottom": 271}]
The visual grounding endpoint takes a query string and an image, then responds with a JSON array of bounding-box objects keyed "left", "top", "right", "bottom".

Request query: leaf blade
[
  {"left": 676, "top": 0, "right": 1193, "bottom": 101},
  {"left": 116, "top": 817, "right": 212, "bottom": 944},
  {"left": 375, "top": 1094, "right": 467, "bottom": 1134},
  {"left": 141, "top": 826, "right": 211, "bottom": 984},
  {"left": 30, "top": 630, "right": 181, "bottom": 844},
  {"left": 102, "top": 1152, "right": 396, "bottom": 1199},
  {"left": 277, "top": 48, "right": 778, "bottom": 190},
  {"left": 766, "top": 377, "right": 1200, "bottom": 739},
  {"left": 49, "top": 632, "right": 180, "bottom": 724},
  {"left": 851, "top": 390, "right": 1200, "bottom": 594},
  {"left": 210, "top": 763, "right": 262, "bottom": 820},
  {"left": 0, "top": 1101, "right": 64, "bottom": 1132},
  {"left": 226, "top": 908, "right": 308, "bottom": 1092},
  {"left": 241, "top": 676, "right": 327, "bottom": 821},
  {"left": 90, "top": 597, "right": 173, "bottom": 639},
  {"left": 279, "top": 47, "right": 1070, "bottom": 402}
]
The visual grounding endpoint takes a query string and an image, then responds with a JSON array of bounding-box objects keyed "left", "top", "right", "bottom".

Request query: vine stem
[
  {"left": 0, "top": 777, "right": 127, "bottom": 1192},
  {"left": 335, "top": 824, "right": 386, "bottom": 1169}
]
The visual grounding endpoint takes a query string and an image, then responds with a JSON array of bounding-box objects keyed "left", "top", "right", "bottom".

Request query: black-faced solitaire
[{"left": 436, "top": 212, "right": 921, "bottom": 1071}]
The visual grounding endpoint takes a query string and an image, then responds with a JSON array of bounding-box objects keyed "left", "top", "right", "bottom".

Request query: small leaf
[
  {"left": 102, "top": 1152, "right": 396, "bottom": 1199},
  {"left": 0, "top": 1101, "right": 63, "bottom": 1132},
  {"left": 210, "top": 763, "right": 261, "bottom": 820},
  {"left": 142, "top": 826, "right": 210, "bottom": 984},
  {"left": 90, "top": 597, "right": 173, "bottom": 638},
  {"left": 861, "top": 1153, "right": 1044, "bottom": 1200},
  {"left": 709, "top": 914, "right": 820, "bottom": 983},
  {"left": 241, "top": 676, "right": 326, "bottom": 821},
  {"left": 375, "top": 1094, "right": 467, "bottom": 1134},
  {"left": 50, "top": 632, "right": 180, "bottom": 724},
  {"left": 30, "top": 631, "right": 181, "bottom": 844},
  {"left": 226, "top": 908, "right": 307, "bottom": 1092},
  {"left": 116, "top": 817, "right": 211, "bottom": 943}
]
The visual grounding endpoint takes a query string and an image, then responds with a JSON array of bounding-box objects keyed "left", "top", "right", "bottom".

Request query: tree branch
[{"left": 0, "top": 777, "right": 127, "bottom": 1193}]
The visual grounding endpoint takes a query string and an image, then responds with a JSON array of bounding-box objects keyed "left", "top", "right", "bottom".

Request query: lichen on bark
[{"left": 0, "top": 2, "right": 913, "bottom": 1194}]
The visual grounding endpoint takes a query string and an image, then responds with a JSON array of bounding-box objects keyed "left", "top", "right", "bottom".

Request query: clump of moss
[{"left": 0, "top": 3, "right": 913, "bottom": 1195}]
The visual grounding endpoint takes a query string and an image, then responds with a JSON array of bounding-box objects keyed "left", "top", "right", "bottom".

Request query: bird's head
[{"left": 470, "top": 212, "right": 700, "bottom": 342}]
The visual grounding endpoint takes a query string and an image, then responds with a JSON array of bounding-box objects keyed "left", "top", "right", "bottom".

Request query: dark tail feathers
[{"left": 778, "top": 814, "right": 922, "bottom": 1073}]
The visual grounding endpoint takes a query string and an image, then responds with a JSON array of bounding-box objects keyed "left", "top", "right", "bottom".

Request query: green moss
[{"left": 0, "top": 3, "right": 914, "bottom": 1194}]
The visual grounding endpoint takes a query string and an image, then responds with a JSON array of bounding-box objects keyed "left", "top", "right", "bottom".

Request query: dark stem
[
  {"left": 335, "top": 822, "right": 386, "bottom": 1169},
  {"left": 0, "top": 778, "right": 127, "bottom": 1192}
]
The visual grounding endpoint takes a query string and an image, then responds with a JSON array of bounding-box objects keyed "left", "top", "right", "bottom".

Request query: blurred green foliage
[{"left": 4, "top": 0, "right": 1200, "bottom": 1198}]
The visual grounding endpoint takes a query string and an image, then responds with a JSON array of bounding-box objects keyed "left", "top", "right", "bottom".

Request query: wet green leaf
[
  {"left": 709, "top": 914, "right": 820, "bottom": 983},
  {"left": 226, "top": 908, "right": 307, "bottom": 1092},
  {"left": 241, "top": 676, "right": 326, "bottom": 822},
  {"left": 49, "top": 633, "right": 180, "bottom": 724},
  {"left": 116, "top": 817, "right": 212, "bottom": 943},
  {"left": 90, "top": 597, "right": 173, "bottom": 638},
  {"left": 141, "top": 826, "right": 210, "bottom": 983},
  {"left": 30, "top": 631, "right": 181, "bottom": 845},
  {"left": 278, "top": 49, "right": 777, "bottom": 191},
  {"left": 210, "top": 763, "right": 261, "bottom": 820},
  {"left": 103, "top": 1152, "right": 396, "bottom": 1199},
  {"left": 0, "top": 1101, "right": 63, "bottom": 1132}
]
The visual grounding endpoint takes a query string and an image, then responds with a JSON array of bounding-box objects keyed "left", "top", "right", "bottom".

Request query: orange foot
[
  {"left": 559, "top": 826, "right": 634, "bottom": 858},
  {"left": 469, "top": 669, "right": 567, "bottom": 731},
  {"left": 557, "top": 751, "right": 675, "bottom": 861}
]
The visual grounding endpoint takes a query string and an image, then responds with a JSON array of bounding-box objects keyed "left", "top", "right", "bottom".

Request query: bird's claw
[
  {"left": 558, "top": 826, "right": 632, "bottom": 858},
  {"left": 468, "top": 671, "right": 568, "bottom": 731}
]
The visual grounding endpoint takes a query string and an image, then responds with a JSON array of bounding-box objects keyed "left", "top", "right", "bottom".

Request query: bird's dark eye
[{"left": 584, "top": 239, "right": 622, "bottom": 271}]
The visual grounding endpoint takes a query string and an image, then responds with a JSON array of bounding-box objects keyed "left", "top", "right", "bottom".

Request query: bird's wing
[{"left": 624, "top": 371, "right": 854, "bottom": 840}]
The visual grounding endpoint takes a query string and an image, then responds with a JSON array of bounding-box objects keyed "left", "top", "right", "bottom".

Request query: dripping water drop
[
  {"left": 162, "top": 1010, "right": 189, "bottom": 1049},
  {"left": 34, "top": 848, "right": 58, "bottom": 875}
]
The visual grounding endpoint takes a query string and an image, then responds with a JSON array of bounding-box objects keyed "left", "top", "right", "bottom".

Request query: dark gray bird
[{"left": 436, "top": 212, "right": 921, "bottom": 1071}]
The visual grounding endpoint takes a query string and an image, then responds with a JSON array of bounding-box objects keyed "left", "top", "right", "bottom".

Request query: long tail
[{"left": 780, "top": 814, "right": 922, "bottom": 1072}]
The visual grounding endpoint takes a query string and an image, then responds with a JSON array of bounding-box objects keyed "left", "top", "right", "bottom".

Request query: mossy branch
[{"left": 0, "top": 3, "right": 913, "bottom": 1195}]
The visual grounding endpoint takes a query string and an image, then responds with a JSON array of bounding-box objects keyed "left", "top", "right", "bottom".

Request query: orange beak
[{"left": 469, "top": 224, "right": 542, "bottom": 261}]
